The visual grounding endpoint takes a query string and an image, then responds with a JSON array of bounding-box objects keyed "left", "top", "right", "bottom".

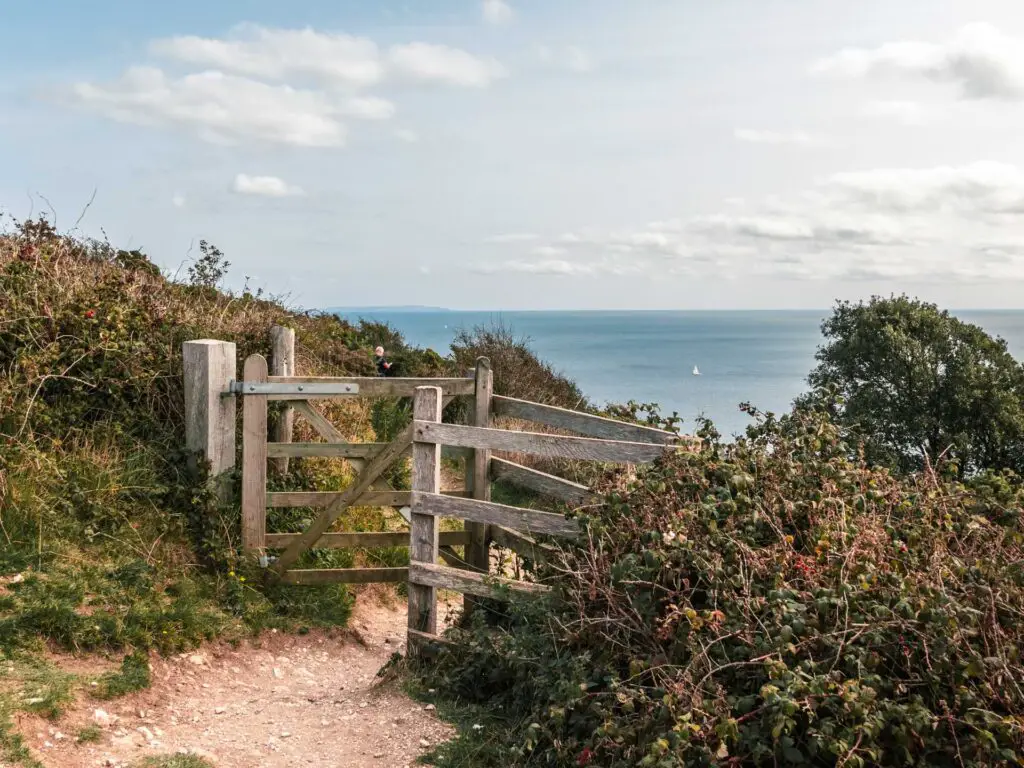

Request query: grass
[
  {"left": 93, "top": 650, "right": 151, "bottom": 699},
  {"left": 135, "top": 756, "right": 215, "bottom": 768},
  {"left": 76, "top": 724, "right": 102, "bottom": 743}
]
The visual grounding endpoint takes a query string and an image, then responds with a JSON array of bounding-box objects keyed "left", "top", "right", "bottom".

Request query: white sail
[{"left": 692, "top": 366, "right": 700, "bottom": 376}]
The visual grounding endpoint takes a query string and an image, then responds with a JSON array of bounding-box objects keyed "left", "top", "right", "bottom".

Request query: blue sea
[{"left": 335, "top": 310, "right": 1024, "bottom": 438}]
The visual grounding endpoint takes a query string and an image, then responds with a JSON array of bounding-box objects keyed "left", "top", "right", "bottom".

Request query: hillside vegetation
[{"left": 0, "top": 217, "right": 580, "bottom": 764}]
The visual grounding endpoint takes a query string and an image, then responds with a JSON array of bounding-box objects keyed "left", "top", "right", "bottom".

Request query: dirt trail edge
[{"left": 18, "top": 592, "right": 455, "bottom": 768}]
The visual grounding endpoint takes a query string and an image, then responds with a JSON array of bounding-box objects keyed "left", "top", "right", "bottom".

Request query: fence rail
[
  {"left": 414, "top": 420, "right": 675, "bottom": 463},
  {"left": 405, "top": 384, "right": 685, "bottom": 654},
  {"left": 492, "top": 395, "right": 684, "bottom": 445}
]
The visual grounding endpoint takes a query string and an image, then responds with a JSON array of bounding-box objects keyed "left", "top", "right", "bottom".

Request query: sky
[{"left": 4, "top": 1, "right": 1024, "bottom": 310}]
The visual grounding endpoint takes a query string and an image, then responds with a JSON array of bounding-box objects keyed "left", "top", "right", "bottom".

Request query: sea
[{"left": 334, "top": 310, "right": 1024, "bottom": 438}]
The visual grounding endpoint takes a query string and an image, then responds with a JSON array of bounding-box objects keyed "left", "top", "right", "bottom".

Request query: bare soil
[{"left": 15, "top": 589, "right": 461, "bottom": 768}]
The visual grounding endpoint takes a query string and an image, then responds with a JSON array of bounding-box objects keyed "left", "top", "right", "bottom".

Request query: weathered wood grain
[
  {"left": 241, "top": 354, "right": 269, "bottom": 552},
  {"left": 411, "top": 491, "right": 580, "bottom": 538},
  {"left": 408, "top": 562, "right": 550, "bottom": 599},
  {"left": 493, "top": 395, "right": 687, "bottom": 445},
  {"left": 266, "top": 489, "right": 470, "bottom": 508},
  {"left": 280, "top": 568, "right": 408, "bottom": 585},
  {"left": 489, "top": 457, "right": 601, "bottom": 505},
  {"left": 264, "top": 530, "right": 470, "bottom": 549},
  {"left": 269, "top": 326, "right": 296, "bottom": 476},
  {"left": 464, "top": 357, "right": 493, "bottom": 615},
  {"left": 266, "top": 442, "right": 389, "bottom": 458},
  {"left": 408, "top": 387, "right": 442, "bottom": 637},
  {"left": 270, "top": 426, "right": 414, "bottom": 577},
  {"left": 182, "top": 339, "right": 236, "bottom": 503},
  {"left": 266, "top": 376, "right": 474, "bottom": 399},
  {"left": 414, "top": 421, "right": 674, "bottom": 464}
]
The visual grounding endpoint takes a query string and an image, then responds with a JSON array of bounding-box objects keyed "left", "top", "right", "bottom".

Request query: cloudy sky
[{"left": 4, "top": 0, "right": 1024, "bottom": 309}]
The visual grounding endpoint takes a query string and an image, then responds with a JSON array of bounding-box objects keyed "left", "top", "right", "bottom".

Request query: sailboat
[{"left": 692, "top": 365, "right": 701, "bottom": 376}]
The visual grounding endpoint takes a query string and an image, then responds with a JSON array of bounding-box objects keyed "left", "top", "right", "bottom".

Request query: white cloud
[
  {"left": 394, "top": 128, "right": 420, "bottom": 143},
  {"left": 828, "top": 161, "right": 1024, "bottom": 214},
  {"left": 497, "top": 161, "right": 1024, "bottom": 282},
  {"left": 474, "top": 258, "right": 639, "bottom": 276},
  {"left": 811, "top": 22, "right": 1024, "bottom": 100},
  {"left": 734, "top": 128, "right": 829, "bottom": 146},
  {"left": 565, "top": 47, "right": 594, "bottom": 74},
  {"left": 859, "top": 100, "right": 936, "bottom": 125},
  {"left": 537, "top": 45, "right": 595, "bottom": 74},
  {"left": 482, "top": 0, "right": 513, "bottom": 26},
  {"left": 532, "top": 244, "right": 567, "bottom": 257},
  {"left": 232, "top": 173, "right": 305, "bottom": 197},
  {"left": 338, "top": 96, "right": 396, "bottom": 120},
  {"left": 151, "top": 25, "right": 384, "bottom": 88},
  {"left": 70, "top": 67, "right": 350, "bottom": 147},
  {"left": 483, "top": 233, "right": 538, "bottom": 243},
  {"left": 387, "top": 43, "right": 505, "bottom": 87},
  {"left": 171, "top": 194, "right": 186, "bottom": 208}
]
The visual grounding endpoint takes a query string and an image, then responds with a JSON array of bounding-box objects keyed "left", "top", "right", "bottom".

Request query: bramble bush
[{"left": 419, "top": 403, "right": 1024, "bottom": 767}]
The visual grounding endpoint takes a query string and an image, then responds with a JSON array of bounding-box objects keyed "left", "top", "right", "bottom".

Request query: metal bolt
[
  {"left": 298, "top": 385, "right": 304, "bottom": 392},
  {"left": 249, "top": 385, "right": 255, "bottom": 392}
]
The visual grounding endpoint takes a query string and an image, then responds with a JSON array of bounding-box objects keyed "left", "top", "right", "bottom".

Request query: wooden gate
[
  {"left": 236, "top": 352, "right": 493, "bottom": 587},
  {"left": 403, "top": 385, "right": 694, "bottom": 651}
]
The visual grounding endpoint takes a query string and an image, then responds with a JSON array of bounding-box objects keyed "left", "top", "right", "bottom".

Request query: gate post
[
  {"left": 464, "top": 357, "right": 493, "bottom": 615},
  {"left": 409, "top": 386, "right": 442, "bottom": 640},
  {"left": 241, "top": 354, "right": 269, "bottom": 553},
  {"left": 183, "top": 339, "right": 236, "bottom": 504},
  {"left": 269, "top": 325, "right": 295, "bottom": 477}
]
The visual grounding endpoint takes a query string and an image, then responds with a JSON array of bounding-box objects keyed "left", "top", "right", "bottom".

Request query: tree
[{"left": 802, "top": 295, "right": 1024, "bottom": 476}]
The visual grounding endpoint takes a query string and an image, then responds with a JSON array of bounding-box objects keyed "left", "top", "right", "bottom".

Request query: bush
[
  {"left": 451, "top": 322, "right": 585, "bottom": 409},
  {"left": 802, "top": 295, "right": 1024, "bottom": 477},
  {"left": 419, "top": 404, "right": 1024, "bottom": 767}
]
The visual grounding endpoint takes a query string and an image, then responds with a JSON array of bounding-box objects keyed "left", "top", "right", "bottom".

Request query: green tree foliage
[
  {"left": 802, "top": 295, "right": 1024, "bottom": 476},
  {"left": 418, "top": 405, "right": 1024, "bottom": 767}
]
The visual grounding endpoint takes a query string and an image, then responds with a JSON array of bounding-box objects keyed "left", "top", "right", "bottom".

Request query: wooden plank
[
  {"left": 464, "top": 357, "right": 493, "bottom": 615},
  {"left": 414, "top": 421, "right": 673, "bottom": 464},
  {"left": 490, "top": 525, "right": 556, "bottom": 563},
  {"left": 270, "top": 426, "right": 415, "bottom": 577},
  {"left": 267, "top": 442, "right": 389, "bottom": 458},
  {"left": 269, "top": 326, "right": 296, "bottom": 476},
  {"left": 292, "top": 400, "right": 346, "bottom": 443},
  {"left": 266, "top": 376, "right": 474, "bottom": 399},
  {"left": 493, "top": 395, "right": 685, "bottom": 445},
  {"left": 241, "top": 354, "right": 269, "bottom": 552},
  {"left": 182, "top": 339, "right": 236, "bottom": 503},
  {"left": 266, "top": 442, "right": 470, "bottom": 460},
  {"left": 408, "top": 562, "right": 550, "bottom": 599},
  {"left": 409, "top": 386, "right": 442, "bottom": 638},
  {"left": 490, "top": 457, "right": 601, "bottom": 505},
  {"left": 266, "top": 489, "right": 470, "bottom": 508},
  {"left": 265, "top": 531, "right": 470, "bottom": 549},
  {"left": 407, "top": 628, "right": 455, "bottom": 650},
  {"left": 280, "top": 568, "right": 408, "bottom": 585},
  {"left": 411, "top": 492, "right": 580, "bottom": 537}
]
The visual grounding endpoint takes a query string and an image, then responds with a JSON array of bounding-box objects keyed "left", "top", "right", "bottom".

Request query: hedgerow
[{"left": 419, "top": 404, "right": 1024, "bottom": 767}]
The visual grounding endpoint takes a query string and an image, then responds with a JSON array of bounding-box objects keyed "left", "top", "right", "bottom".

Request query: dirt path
[{"left": 18, "top": 591, "right": 458, "bottom": 768}]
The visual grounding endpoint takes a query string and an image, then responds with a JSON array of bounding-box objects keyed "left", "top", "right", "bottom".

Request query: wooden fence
[
  {"left": 404, "top": 386, "right": 695, "bottom": 652},
  {"left": 182, "top": 327, "right": 695, "bottom": 647}
]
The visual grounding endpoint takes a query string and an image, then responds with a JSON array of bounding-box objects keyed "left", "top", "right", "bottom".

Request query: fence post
[
  {"left": 183, "top": 340, "right": 236, "bottom": 504},
  {"left": 464, "top": 357, "right": 493, "bottom": 615},
  {"left": 409, "top": 386, "right": 442, "bottom": 642},
  {"left": 241, "top": 354, "right": 269, "bottom": 554},
  {"left": 269, "top": 325, "right": 295, "bottom": 477}
]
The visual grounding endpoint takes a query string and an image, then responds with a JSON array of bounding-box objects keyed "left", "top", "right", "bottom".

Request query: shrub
[
  {"left": 802, "top": 295, "right": 1024, "bottom": 477},
  {"left": 419, "top": 404, "right": 1024, "bottom": 767},
  {"left": 451, "top": 322, "right": 585, "bottom": 409}
]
